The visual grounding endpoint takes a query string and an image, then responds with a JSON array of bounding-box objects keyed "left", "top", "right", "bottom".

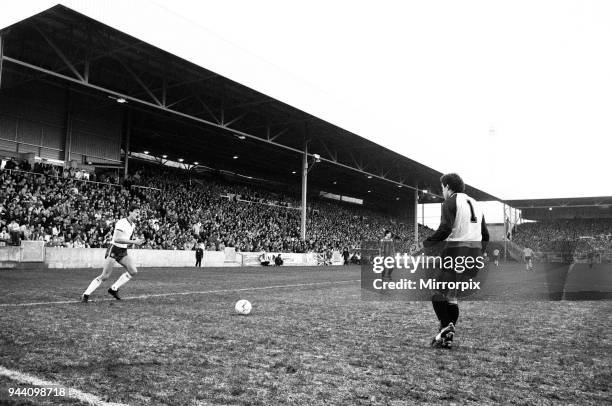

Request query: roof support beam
[
  {"left": 269, "top": 127, "right": 289, "bottom": 142},
  {"left": 223, "top": 112, "right": 248, "bottom": 128},
  {"left": 83, "top": 56, "right": 89, "bottom": 83},
  {"left": 165, "top": 95, "right": 192, "bottom": 109},
  {"left": 114, "top": 56, "right": 162, "bottom": 106},
  {"left": 83, "top": 24, "right": 91, "bottom": 83},
  {"left": 33, "top": 25, "right": 84, "bottom": 82},
  {"left": 193, "top": 94, "right": 220, "bottom": 124},
  {"left": 318, "top": 138, "right": 338, "bottom": 163},
  {"left": 350, "top": 152, "right": 363, "bottom": 171},
  {"left": 89, "top": 41, "right": 145, "bottom": 64},
  {"left": 131, "top": 73, "right": 218, "bottom": 100}
]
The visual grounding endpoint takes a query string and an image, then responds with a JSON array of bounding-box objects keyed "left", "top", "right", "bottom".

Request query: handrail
[{"left": 1, "top": 168, "right": 161, "bottom": 191}]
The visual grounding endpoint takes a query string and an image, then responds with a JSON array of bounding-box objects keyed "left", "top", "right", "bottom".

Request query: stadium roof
[
  {"left": 505, "top": 196, "right": 612, "bottom": 209},
  {"left": 506, "top": 196, "right": 612, "bottom": 220},
  {"left": 0, "top": 4, "right": 498, "bottom": 205}
]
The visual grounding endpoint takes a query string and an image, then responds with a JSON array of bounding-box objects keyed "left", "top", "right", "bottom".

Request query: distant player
[
  {"left": 379, "top": 230, "right": 395, "bottom": 281},
  {"left": 523, "top": 246, "right": 534, "bottom": 271},
  {"left": 587, "top": 249, "right": 595, "bottom": 269},
  {"left": 325, "top": 248, "right": 333, "bottom": 266},
  {"left": 342, "top": 247, "right": 350, "bottom": 266},
  {"left": 492, "top": 248, "right": 500, "bottom": 266},
  {"left": 259, "top": 251, "right": 271, "bottom": 266},
  {"left": 422, "top": 173, "right": 489, "bottom": 349},
  {"left": 81, "top": 205, "right": 144, "bottom": 302}
]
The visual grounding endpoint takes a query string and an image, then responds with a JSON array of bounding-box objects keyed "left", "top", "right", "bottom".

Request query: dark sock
[
  {"left": 432, "top": 294, "right": 449, "bottom": 327},
  {"left": 447, "top": 303, "right": 459, "bottom": 325}
]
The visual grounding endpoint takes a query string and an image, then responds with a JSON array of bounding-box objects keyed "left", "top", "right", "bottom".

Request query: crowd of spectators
[
  {"left": 1, "top": 159, "right": 432, "bottom": 253},
  {"left": 513, "top": 219, "right": 612, "bottom": 253},
  {"left": 8, "top": 158, "right": 611, "bottom": 257}
]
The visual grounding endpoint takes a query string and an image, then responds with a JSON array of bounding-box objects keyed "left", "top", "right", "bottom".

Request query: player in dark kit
[
  {"left": 380, "top": 230, "right": 395, "bottom": 281},
  {"left": 423, "top": 173, "right": 489, "bottom": 349},
  {"left": 342, "top": 247, "right": 350, "bottom": 266}
]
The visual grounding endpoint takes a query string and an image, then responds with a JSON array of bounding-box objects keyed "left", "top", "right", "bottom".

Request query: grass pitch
[{"left": 0, "top": 264, "right": 610, "bottom": 405}]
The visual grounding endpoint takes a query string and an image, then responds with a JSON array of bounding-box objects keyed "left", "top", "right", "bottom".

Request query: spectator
[
  {"left": 4, "top": 158, "right": 17, "bottom": 170},
  {"left": 8, "top": 219, "right": 21, "bottom": 246},
  {"left": 342, "top": 247, "right": 350, "bottom": 265},
  {"left": 0, "top": 226, "right": 9, "bottom": 246}
]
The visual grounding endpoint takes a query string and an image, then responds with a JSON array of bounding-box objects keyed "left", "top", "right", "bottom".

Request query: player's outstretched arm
[{"left": 424, "top": 198, "right": 456, "bottom": 245}]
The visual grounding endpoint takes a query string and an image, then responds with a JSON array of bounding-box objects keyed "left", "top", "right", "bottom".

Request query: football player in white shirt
[
  {"left": 422, "top": 173, "right": 489, "bottom": 349},
  {"left": 492, "top": 248, "right": 500, "bottom": 266},
  {"left": 82, "top": 205, "right": 144, "bottom": 302},
  {"left": 523, "top": 247, "right": 534, "bottom": 271}
]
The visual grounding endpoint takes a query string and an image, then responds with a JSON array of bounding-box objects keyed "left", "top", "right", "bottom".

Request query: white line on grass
[
  {"left": 0, "top": 279, "right": 361, "bottom": 307},
  {"left": 0, "top": 365, "right": 128, "bottom": 406}
]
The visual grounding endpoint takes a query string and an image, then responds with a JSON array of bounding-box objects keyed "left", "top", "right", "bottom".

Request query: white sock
[
  {"left": 111, "top": 272, "right": 132, "bottom": 291},
  {"left": 84, "top": 277, "right": 102, "bottom": 295}
]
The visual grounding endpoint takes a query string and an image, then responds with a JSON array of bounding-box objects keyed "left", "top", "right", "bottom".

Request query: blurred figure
[
  {"left": 195, "top": 240, "right": 204, "bottom": 267},
  {"left": 523, "top": 246, "right": 534, "bottom": 271},
  {"left": 8, "top": 219, "right": 21, "bottom": 246},
  {"left": 342, "top": 247, "right": 350, "bottom": 266}
]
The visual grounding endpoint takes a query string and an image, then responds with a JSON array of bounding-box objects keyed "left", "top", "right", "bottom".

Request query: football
[{"left": 234, "top": 299, "right": 252, "bottom": 315}]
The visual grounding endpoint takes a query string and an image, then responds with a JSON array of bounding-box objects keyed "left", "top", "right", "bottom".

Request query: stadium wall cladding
[
  {"left": 0, "top": 81, "right": 122, "bottom": 164},
  {"left": 0, "top": 244, "right": 328, "bottom": 269}
]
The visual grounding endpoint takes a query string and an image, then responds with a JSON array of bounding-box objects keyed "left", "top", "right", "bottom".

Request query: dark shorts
[
  {"left": 105, "top": 245, "right": 128, "bottom": 263},
  {"left": 433, "top": 246, "right": 484, "bottom": 299},
  {"left": 525, "top": 256, "right": 532, "bottom": 261}
]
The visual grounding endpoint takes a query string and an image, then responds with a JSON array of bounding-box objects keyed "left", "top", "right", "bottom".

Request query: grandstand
[
  {"left": 507, "top": 197, "right": 612, "bottom": 262},
  {"left": 0, "top": 4, "right": 492, "bottom": 264}
]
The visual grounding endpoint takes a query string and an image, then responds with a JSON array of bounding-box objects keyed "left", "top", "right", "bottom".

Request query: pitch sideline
[
  {"left": 0, "top": 365, "right": 128, "bottom": 406},
  {"left": 0, "top": 279, "right": 361, "bottom": 307}
]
